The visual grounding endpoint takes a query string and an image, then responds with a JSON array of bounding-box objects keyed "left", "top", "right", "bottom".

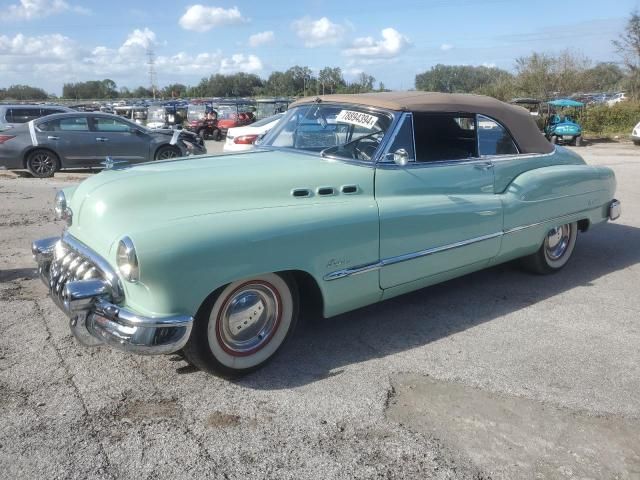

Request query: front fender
[{"left": 120, "top": 201, "right": 381, "bottom": 319}]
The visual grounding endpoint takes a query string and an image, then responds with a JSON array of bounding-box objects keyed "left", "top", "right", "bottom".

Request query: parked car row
[{"left": 0, "top": 98, "right": 293, "bottom": 176}]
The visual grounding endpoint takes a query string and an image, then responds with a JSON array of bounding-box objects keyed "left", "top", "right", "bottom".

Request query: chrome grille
[{"left": 49, "top": 241, "right": 105, "bottom": 311}]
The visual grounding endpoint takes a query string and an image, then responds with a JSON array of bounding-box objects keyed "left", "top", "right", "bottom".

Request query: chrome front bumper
[{"left": 32, "top": 235, "right": 193, "bottom": 355}]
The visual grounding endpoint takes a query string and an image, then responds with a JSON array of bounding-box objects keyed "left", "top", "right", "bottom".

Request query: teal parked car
[
  {"left": 544, "top": 99, "right": 584, "bottom": 146},
  {"left": 32, "top": 92, "right": 620, "bottom": 376}
]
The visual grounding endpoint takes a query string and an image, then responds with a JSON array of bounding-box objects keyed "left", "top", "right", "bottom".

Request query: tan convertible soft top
[{"left": 290, "top": 91, "right": 553, "bottom": 154}]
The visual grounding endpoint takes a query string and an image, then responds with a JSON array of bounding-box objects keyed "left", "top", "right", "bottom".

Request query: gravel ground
[{"left": 0, "top": 141, "right": 638, "bottom": 479}]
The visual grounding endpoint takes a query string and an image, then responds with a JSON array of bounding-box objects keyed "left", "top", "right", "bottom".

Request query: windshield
[
  {"left": 217, "top": 104, "right": 237, "bottom": 120},
  {"left": 187, "top": 105, "right": 207, "bottom": 121},
  {"left": 148, "top": 106, "right": 165, "bottom": 121},
  {"left": 260, "top": 104, "right": 393, "bottom": 161}
]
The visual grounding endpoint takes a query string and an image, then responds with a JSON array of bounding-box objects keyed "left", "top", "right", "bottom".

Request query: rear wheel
[
  {"left": 26, "top": 149, "right": 59, "bottom": 178},
  {"left": 213, "top": 129, "right": 222, "bottom": 141},
  {"left": 198, "top": 129, "right": 206, "bottom": 141},
  {"left": 183, "top": 273, "right": 299, "bottom": 377},
  {"left": 154, "top": 145, "right": 180, "bottom": 160},
  {"left": 522, "top": 222, "right": 577, "bottom": 274}
]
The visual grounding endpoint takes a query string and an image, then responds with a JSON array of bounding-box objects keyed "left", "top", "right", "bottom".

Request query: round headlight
[
  {"left": 54, "top": 191, "right": 66, "bottom": 219},
  {"left": 116, "top": 236, "right": 139, "bottom": 282},
  {"left": 54, "top": 191, "right": 73, "bottom": 225}
]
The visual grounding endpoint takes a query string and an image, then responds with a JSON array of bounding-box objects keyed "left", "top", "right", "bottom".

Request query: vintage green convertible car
[{"left": 32, "top": 92, "right": 620, "bottom": 376}]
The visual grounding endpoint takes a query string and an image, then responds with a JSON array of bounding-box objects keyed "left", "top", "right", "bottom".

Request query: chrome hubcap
[
  {"left": 217, "top": 282, "right": 280, "bottom": 356},
  {"left": 545, "top": 224, "right": 571, "bottom": 260},
  {"left": 31, "top": 153, "right": 55, "bottom": 174}
]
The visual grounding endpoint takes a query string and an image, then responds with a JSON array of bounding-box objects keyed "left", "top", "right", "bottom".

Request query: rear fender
[{"left": 495, "top": 165, "right": 616, "bottom": 262}]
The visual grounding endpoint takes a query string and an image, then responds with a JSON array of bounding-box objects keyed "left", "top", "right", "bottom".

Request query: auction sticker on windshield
[{"left": 336, "top": 110, "right": 379, "bottom": 129}]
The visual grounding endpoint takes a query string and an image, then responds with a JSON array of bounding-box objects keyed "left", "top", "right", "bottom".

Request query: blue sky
[{"left": 0, "top": 0, "right": 636, "bottom": 94}]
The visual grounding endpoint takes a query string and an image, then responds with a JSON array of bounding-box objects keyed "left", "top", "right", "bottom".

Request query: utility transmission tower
[{"left": 146, "top": 48, "right": 158, "bottom": 100}]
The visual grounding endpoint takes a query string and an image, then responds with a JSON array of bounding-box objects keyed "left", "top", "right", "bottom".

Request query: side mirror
[{"left": 392, "top": 148, "right": 410, "bottom": 166}]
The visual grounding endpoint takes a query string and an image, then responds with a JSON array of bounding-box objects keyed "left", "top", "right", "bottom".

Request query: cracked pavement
[{"left": 1, "top": 141, "right": 639, "bottom": 479}]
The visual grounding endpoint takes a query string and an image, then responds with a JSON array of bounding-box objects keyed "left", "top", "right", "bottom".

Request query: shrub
[{"left": 580, "top": 102, "right": 640, "bottom": 136}]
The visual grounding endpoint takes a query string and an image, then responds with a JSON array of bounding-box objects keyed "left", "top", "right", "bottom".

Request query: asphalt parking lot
[{"left": 1, "top": 141, "right": 639, "bottom": 479}]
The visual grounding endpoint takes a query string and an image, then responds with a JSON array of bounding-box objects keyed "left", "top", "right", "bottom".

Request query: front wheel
[
  {"left": 183, "top": 273, "right": 299, "bottom": 376},
  {"left": 575, "top": 135, "right": 583, "bottom": 147},
  {"left": 521, "top": 222, "right": 577, "bottom": 274},
  {"left": 550, "top": 135, "right": 557, "bottom": 145},
  {"left": 198, "top": 129, "right": 206, "bottom": 141},
  {"left": 154, "top": 145, "right": 180, "bottom": 160}
]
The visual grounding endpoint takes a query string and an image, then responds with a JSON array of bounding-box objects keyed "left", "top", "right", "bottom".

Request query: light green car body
[{"left": 60, "top": 144, "right": 616, "bottom": 322}]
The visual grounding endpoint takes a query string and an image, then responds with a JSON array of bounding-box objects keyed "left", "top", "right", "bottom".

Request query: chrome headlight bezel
[
  {"left": 116, "top": 236, "right": 139, "bottom": 283},
  {"left": 54, "top": 190, "right": 72, "bottom": 225}
]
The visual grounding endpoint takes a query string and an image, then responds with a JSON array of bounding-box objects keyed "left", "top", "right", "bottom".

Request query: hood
[{"left": 66, "top": 150, "right": 372, "bottom": 257}]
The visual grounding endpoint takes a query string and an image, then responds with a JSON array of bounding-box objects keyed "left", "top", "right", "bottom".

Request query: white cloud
[
  {"left": 343, "top": 27, "right": 410, "bottom": 58},
  {"left": 179, "top": 5, "right": 246, "bottom": 32},
  {"left": 1, "top": 0, "right": 89, "bottom": 21},
  {"left": 292, "top": 16, "right": 346, "bottom": 47},
  {"left": 0, "top": 33, "right": 81, "bottom": 60},
  {"left": 248, "top": 30, "right": 274, "bottom": 47},
  {"left": 440, "top": 43, "right": 453, "bottom": 51},
  {"left": 0, "top": 29, "right": 262, "bottom": 92},
  {"left": 120, "top": 28, "right": 156, "bottom": 53},
  {"left": 220, "top": 53, "right": 263, "bottom": 73}
]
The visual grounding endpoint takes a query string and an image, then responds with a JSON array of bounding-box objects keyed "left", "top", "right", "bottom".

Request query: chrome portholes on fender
[
  {"left": 183, "top": 273, "right": 299, "bottom": 376},
  {"left": 522, "top": 221, "right": 578, "bottom": 274}
]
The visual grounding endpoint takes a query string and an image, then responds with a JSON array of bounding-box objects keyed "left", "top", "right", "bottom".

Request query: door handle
[
  {"left": 474, "top": 162, "right": 493, "bottom": 170},
  {"left": 95, "top": 137, "right": 109, "bottom": 142},
  {"left": 47, "top": 136, "right": 59, "bottom": 140}
]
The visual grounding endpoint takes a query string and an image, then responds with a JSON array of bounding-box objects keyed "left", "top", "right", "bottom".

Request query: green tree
[
  {"left": 614, "top": 10, "right": 640, "bottom": 98},
  {"left": 581, "top": 63, "right": 624, "bottom": 92},
  {"left": 318, "top": 67, "right": 345, "bottom": 94},
  {"left": 415, "top": 64, "right": 512, "bottom": 94},
  {"left": 132, "top": 86, "right": 153, "bottom": 98},
  {"left": 2, "top": 84, "right": 49, "bottom": 100},
  {"left": 162, "top": 83, "right": 188, "bottom": 98}
]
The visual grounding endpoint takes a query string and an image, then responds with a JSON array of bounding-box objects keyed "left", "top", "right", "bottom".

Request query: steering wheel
[{"left": 350, "top": 131, "right": 382, "bottom": 161}]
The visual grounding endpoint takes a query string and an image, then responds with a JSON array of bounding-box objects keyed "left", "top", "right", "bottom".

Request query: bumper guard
[{"left": 32, "top": 236, "right": 193, "bottom": 355}]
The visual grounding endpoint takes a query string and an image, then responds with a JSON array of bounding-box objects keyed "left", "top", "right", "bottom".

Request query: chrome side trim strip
[
  {"left": 502, "top": 207, "right": 592, "bottom": 234},
  {"left": 323, "top": 231, "right": 502, "bottom": 281},
  {"left": 324, "top": 207, "right": 594, "bottom": 281}
]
